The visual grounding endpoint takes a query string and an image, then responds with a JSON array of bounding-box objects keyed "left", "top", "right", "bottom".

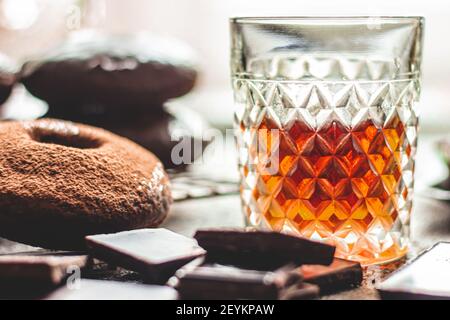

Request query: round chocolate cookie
[
  {"left": 20, "top": 31, "right": 198, "bottom": 111},
  {"left": 0, "top": 54, "right": 17, "bottom": 105},
  {"left": 0, "top": 119, "right": 172, "bottom": 249},
  {"left": 45, "top": 105, "right": 210, "bottom": 170}
]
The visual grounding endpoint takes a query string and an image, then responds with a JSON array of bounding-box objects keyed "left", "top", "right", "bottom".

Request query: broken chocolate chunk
[
  {"left": 194, "top": 228, "right": 335, "bottom": 269},
  {"left": 176, "top": 263, "right": 302, "bottom": 300},
  {"left": 85, "top": 228, "right": 206, "bottom": 284},
  {"left": 0, "top": 251, "right": 87, "bottom": 299},
  {"left": 300, "top": 258, "right": 363, "bottom": 294},
  {"left": 378, "top": 242, "right": 450, "bottom": 300}
]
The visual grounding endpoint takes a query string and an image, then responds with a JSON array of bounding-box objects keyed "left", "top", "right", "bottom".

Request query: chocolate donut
[
  {"left": 20, "top": 31, "right": 198, "bottom": 111},
  {"left": 0, "top": 119, "right": 172, "bottom": 250},
  {"left": 0, "top": 54, "right": 17, "bottom": 105}
]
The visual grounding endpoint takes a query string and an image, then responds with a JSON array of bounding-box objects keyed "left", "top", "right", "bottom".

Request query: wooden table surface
[{"left": 1, "top": 134, "right": 449, "bottom": 300}]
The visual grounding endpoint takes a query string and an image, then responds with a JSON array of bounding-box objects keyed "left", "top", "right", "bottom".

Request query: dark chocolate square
[
  {"left": 300, "top": 258, "right": 363, "bottom": 294},
  {"left": 194, "top": 228, "right": 335, "bottom": 269},
  {"left": 45, "top": 279, "right": 178, "bottom": 300},
  {"left": 0, "top": 251, "right": 87, "bottom": 299},
  {"left": 86, "top": 228, "right": 205, "bottom": 284},
  {"left": 378, "top": 242, "right": 450, "bottom": 300},
  {"left": 175, "top": 263, "right": 304, "bottom": 300}
]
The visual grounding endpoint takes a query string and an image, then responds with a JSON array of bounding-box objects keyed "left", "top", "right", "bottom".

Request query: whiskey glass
[{"left": 230, "top": 17, "right": 424, "bottom": 265}]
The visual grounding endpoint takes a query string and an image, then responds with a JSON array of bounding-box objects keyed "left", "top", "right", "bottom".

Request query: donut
[
  {"left": 0, "top": 53, "right": 17, "bottom": 105},
  {"left": 0, "top": 119, "right": 172, "bottom": 249},
  {"left": 20, "top": 31, "right": 198, "bottom": 111},
  {"left": 45, "top": 105, "right": 210, "bottom": 170}
]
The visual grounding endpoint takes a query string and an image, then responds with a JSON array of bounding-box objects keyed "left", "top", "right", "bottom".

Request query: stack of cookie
[{"left": 20, "top": 31, "right": 206, "bottom": 169}]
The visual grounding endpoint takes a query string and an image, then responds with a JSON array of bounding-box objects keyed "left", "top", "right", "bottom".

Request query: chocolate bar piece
[
  {"left": 194, "top": 228, "right": 335, "bottom": 269},
  {"left": 86, "top": 228, "right": 206, "bottom": 284},
  {"left": 378, "top": 242, "right": 450, "bottom": 300},
  {"left": 176, "top": 263, "right": 303, "bottom": 300},
  {"left": 300, "top": 258, "right": 363, "bottom": 294},
  {"left": 45, "top": 279, "right": 178, "bottom": 300},
  {"left": 0, "top": 251, "right": 87, "bottom": 299}
]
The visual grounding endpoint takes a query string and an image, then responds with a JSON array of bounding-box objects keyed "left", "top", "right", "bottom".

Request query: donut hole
[{"left": 31, "top": 130, "right": 101, "bottom": 149}]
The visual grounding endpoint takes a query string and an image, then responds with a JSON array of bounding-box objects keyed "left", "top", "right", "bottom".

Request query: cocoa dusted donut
[
  {"left": 0, "top": 119, "right": 172, "bottom": 250},
  {"left": 20, "top": 31, "right": 198, "bottom": 111}
]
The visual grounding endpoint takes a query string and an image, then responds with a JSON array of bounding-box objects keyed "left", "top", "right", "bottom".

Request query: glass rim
[{"left": 230, "top": 16, "right": 424, "bottom": 25}]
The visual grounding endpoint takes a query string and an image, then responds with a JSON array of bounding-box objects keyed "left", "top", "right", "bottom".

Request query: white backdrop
[
  {"left": 0, "top": 0, "right": 449, "bottom": 130},
  {"left": 100, "top": 0, "right": 450, "bottom": 131}
]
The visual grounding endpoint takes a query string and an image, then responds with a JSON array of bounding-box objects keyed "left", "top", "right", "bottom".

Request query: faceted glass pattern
[
  {"left": 233, "top": 78, "right": 419, "bottom": 265},
  {"left": 230, "top": 17, "right": 423, "bottom": 265}
]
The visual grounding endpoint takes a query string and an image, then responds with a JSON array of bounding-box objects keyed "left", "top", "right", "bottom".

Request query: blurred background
[
  {"left": 0, "top": 0, "right": 449, "bottom": 131},
  {"left": 1, "top": 0, "right": 450, "bottom": 186}
]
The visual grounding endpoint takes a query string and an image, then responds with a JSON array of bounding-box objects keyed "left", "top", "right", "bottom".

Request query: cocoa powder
[{"left": 0, "top": 119, "right": 172, "bottom": 249}]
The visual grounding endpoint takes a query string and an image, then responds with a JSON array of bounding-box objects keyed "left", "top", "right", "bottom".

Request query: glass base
[{"left": 336, "top": 246, "right": 408, "bottom": 266}]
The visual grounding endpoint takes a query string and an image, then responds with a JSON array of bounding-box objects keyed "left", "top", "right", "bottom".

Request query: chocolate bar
[
  {"left": 85, "top": 228, "right": 206, "bottom": 284},
  {"left": 0, "top": 251, "right": 87, "bottom": 299},
  {"left": 300, "top": 258, "right": 363, "bottom": 294},
  {"left": 194, "top": 228, "right": 335, "bottom": 269},
  {"left": 175, "top": 263, "right": 303, "bottom": 300},
  {"left": 45, "top": 279, "right": 178, "bottom": 300},
  {"left": 378, "top": 242, "right": 450, "bottom": 300}
]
